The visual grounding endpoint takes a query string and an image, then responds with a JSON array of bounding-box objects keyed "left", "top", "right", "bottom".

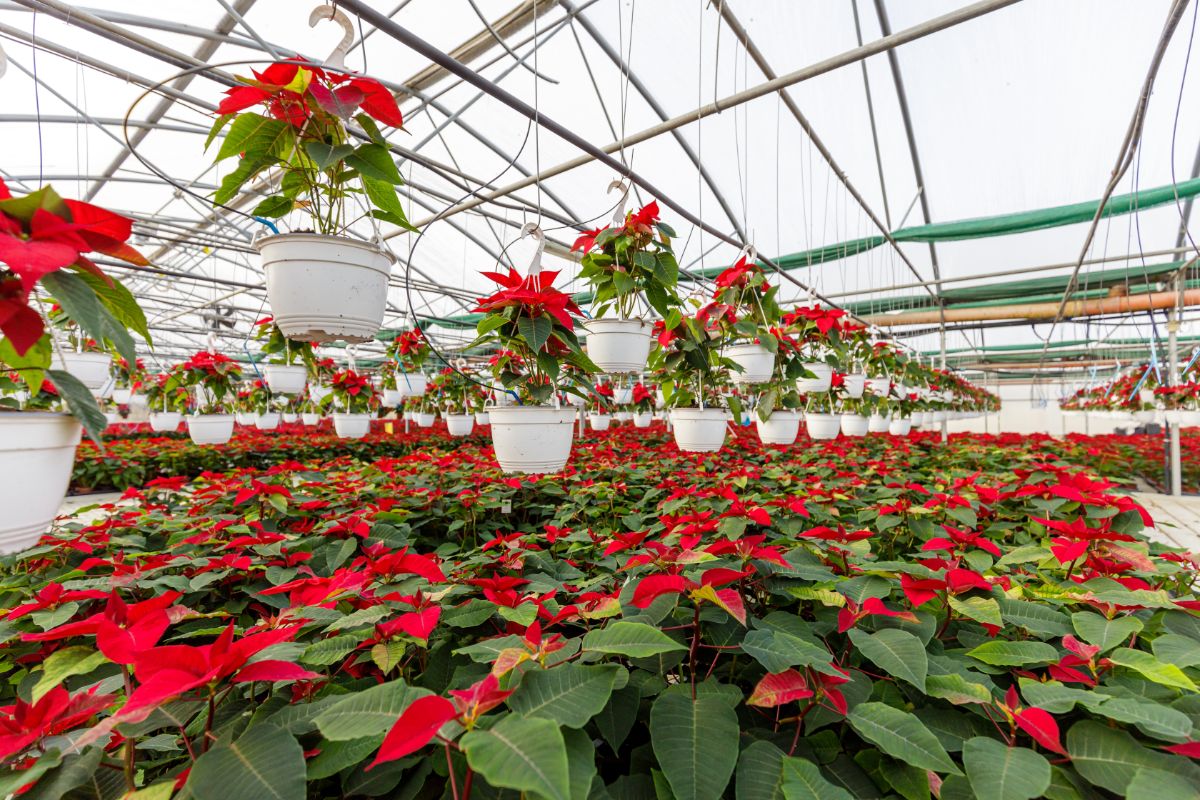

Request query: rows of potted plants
[{"left": 2, "top": 421, "right": 1196, "bottom": 799}]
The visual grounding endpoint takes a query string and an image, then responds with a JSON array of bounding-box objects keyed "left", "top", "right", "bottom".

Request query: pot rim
[{"left": 254, "top": 231, "right": 396, "bottom": 264}]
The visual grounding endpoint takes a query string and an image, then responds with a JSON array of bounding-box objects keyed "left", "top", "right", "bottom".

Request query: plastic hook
[
  {"left": 0, "top": 42, "right": 7, "bottom": 80},
  {"left": 607, "top": 179, "right": 630, "bottom": 226},
  {"left": 309, "top": 5, "right": 355, "bottom": 71},
  {"left": 521, "top": 222, "right": 546, "bottom": 276},
  {"left": 206, "top": 332, "right": 218, "bottom": 354},
  {"left": 738, "top": 244, "right": 757, "bottom": 266}
]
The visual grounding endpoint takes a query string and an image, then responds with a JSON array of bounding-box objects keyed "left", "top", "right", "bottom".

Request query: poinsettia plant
[
  {"left": 573, "top": 200, "right": 681, "bottom": 319},
  {"left": 649, "top": 302, "right": 742, "bottom": 416},
  {"left": 430, "top": 366, "right": 474, "bottom": 413},
  {"left": 168, "top": 351, "right": 243, "bottom": 414},
  {"left": 0, "top": 180, "right": 152, "bottom": 441},
  {"left": 707, "top": 254, "right": 783, "bottom": 352},
  {"left": 630, "top": 382, "right": 655, "bottom": 412},
  {"left": 321, "top": 367, "right": 379, "bottom": 414},
  {"left": 253, "top": 316, "right": 314, "bottom": 366},
  {"left": 383, "top": 328, "right": 431, "bottom": 392},
  {"left": 112, "top": 356, "right": 147, "bottom": 391},
  {"left": 588, "top": 381, "right": 615, "bottom": 414},
  {"left": 207, "top": 59, "right": 415, "bottom": 233},
  {"left": 243, "top": 378, "right": 274, "bottom": 414},
  {"left": 144, "top": 371, "right": 190, "bottom": 414},
  {"left": 468, "top": 266, "right": 597, "bottom": 403}
]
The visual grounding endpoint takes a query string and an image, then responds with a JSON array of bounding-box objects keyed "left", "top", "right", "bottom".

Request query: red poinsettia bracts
[
  {"left": 217, "top": 60, "right": 402, "bottom": 130},
  {"left": 473, "top": 267, "right": 582, "bottom": 332},
  {"left": 0, "top": 686, "right": 115, "bottom": 761}
]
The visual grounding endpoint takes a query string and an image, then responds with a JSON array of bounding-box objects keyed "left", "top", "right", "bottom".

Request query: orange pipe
[{"left": 867, "top": 288, "right": 1200, "bottom": 326}]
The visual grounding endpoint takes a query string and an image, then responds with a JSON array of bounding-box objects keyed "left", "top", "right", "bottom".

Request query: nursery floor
[
  {"left": 1130, "top": 492, "right": 1200, "bottom": 552},
  {"left": 59, "top": 492, "right": 125, "bottom": 527}
]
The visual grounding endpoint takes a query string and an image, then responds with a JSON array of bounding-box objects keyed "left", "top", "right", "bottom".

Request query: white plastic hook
[
  {"left": 453, "top": 357, "right": 468, "bottom": 371},
  {"left": 206, "top": 332, "right": 218, "bottom": 353},
  {"left": 521, "top": 222, "right": 546, "bottom": 276},
  {"left": 607, "top": 179, "right": 630, "bottom": 226},
  {"left": 738, "top": 244, "right": 757, "bottom": 266},
  {"left": 309, "top": 5, "right": 355, "bottom": 71},
  {"left": 347, "top": 344, "right": 358, "bottom": 371}
]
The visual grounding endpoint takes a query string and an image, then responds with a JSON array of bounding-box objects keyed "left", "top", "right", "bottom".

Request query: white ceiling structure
[{"left": 2, "top": 0, "right": 1200, "bottom": 383}]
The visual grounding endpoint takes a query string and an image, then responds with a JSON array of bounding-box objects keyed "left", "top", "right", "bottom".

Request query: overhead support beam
[{"left": 867, "top": 288, "right": 1200, "bottom": 326}]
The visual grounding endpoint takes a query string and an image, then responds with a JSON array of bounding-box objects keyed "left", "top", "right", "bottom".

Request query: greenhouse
[{"left": 2, "top": 0, "right": 1200, "bottom": 798}]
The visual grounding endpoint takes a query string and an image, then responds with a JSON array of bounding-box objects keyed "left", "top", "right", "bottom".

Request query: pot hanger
[
  {"left": 521, "top": 222, "right": 546, "bottom": 276},
  {"left": 309, "top": 5, "right": 355, "bottom": 71},
  {"left": 608, "top": 179, "right": 630, "bottom": 226}
]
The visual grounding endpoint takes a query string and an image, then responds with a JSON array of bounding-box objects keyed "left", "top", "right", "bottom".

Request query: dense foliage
[{"left": 2, "top": 428, "right": 1199, "bottom": 799}]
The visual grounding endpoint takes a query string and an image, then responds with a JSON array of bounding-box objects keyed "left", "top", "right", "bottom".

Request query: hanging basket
[
  {"left": 797, "top": 362, "right": 834, "bottom": 394},
  {"left": 263, "top": 364, "right": 308, "bottom": 395},
  {"left": 726, "top": 342, "right": 776, "bottom": 384},
  {"left": 0, "top": 413, "right": 82, "bottom": 554},
  {"left": 382, "top": 389, "right": 404, "bottom": 407},
  {"left": 632, "top": 411, "right": 653, "bottom": 428},
  {"left": 333, "top": 412, "right": 372, "bottom": 439},
  {"left": 148, "top": 412, "right": 182, "bottom": 432},
  {"left": 840, "top": 413, "right": 868, "bottom": 437},
  {"left": 582, "top": 318, "right": 653, "bottom": 374},
  {"left": 236, "top": 412, "right": 256, "bottom": 426},
  {"left": 867, "top": 413, "right": 891, "bottom": 433},
  {"left": 50, "top": 352, "right": 112, "bottom": 391},
  {"left": 255, "top": 412, "right": 281, "bottom": 430},
  {"left": 805, "top": 412, "right": 840, "bottom": 440},
  {"left": 474, "top": 411, "right": 490, "bottom": 426},
  {"left": 488, "top": 406, "right": 576, "bottom": 474},
  {"left": 445, "top": 414, "right": 474, "bottom": 437},
  {"left": 281, "top": 412, "right": 299, "bottom": 423},
  {"left": 669, "top": 408, "right": 729, "bottom": 452},
  {"left": 187, "top": 415, "right": 235, "bottom": 445},
  {"left": 866, "top": 377, "right": 890, "bottom": 396},
  {"left": 396, "top": 373, "right": 428, "bottom": 398},
  {"left": 414, "top": 412, "right": 437, "bottom": 428},
  {"left": 301, "top": 413, "right": 322, "bottom": 426},
  {"left": 112, "top": 388, "right": 133, "bottom": 405},
  {"left": 843, "top": 374, "right": 866, "bottom": 399},
  {"left": 588, "top": 413, "right": 611, "bottom": 431},
  {"left": 256, "top": 232, "right": 394, "bottom": 343},
  {"left": 889, "top": 417, "right": 913, "bottom": 436},
  {"left": 756, "top": 410, "right": 802, "bottom": 445}
]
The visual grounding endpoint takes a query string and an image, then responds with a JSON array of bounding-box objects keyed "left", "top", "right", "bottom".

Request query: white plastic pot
[
  {"left": 669, "top": 408, "right": 729, "bottom": 453},
  {"left": 396, "top": 373, "right": 428, "bottom": 397},
  {"left": 50, "top": 352, "right": 112, "bottom": 391},
  {"left": 1184, "top": 410, "right": 1200, "bottom": 427},
  {"left": 615, "top": 411, "right": 633, "bottom": 423},
  {"left": 866, "top": 377, "right": 891, "bottom": 397},
  {"left": 263, "top": 364, "right": 307, "bottom": 395},
  {"left": 889, "top": 417, "right": 913, "bottom": 436},
  {"left": 726, "top": 342, "right": 776, "bottom": 384},
  {"left": 415, "top": 412, "right": 436, "bottom": 428},
  {"left": 612, "top": 387, "right": 633, "bottom": 405},
  {"left": 583, "top": 318, "right": 653, "bottom": 374},
  {"left": 867, "top": 413, "right": 891, "bottom": 433},
  {"left": 301, "top": 413, "right": 321, "bottom": 426},
  {"left": 756, "top": 410, "right": 802, "bottom": 445},
  {"left": 805, "top": 412, "right": 841, "bottom": 440},
  {"left": 488, "top": 406, "right": 576, "bottom": 473},
  {"left": 281, "top": 412, "right": 298, "bottom": 423},
  {"left": 187, "top": 415, "right": 235, "bottom": 445},
  {"left": 445, "top": 414, "right": 474, "bottom": 437},
  {"left": 148, "top": 412, "right": 182, "bottom": 432},
  {"left": 566, "top": 392, "right": 586, "bottom": 407},
  {"left": 632, "top": 411, "right": 653, "bottom": 428},
  {"left": 842, "top": 374, "right": 866, "bottom": 399},
  {"left": 797, "top": 362, "right": 834, "bottom": 394},
  {"left": 103, "top": 412, "right": 120, "bottom": 426},
  {"left": 112, "top": 388, "right": 133, "bottom": 405},
  {"left": 256, "top": 232, "right": 394, "bottom": 343},
  {"left": 840, "top": 414, "right": 869, "bottom": 437},
  {"left": 382, "top": 389, "right": 404, "bottom": 406},
  {"left": 474, "top": 412, "right": 490, "bottom": 426},
  {"left": 255, "top": 412, "right": 281, "bottom": 430},
  {"left": 236, "top": 412, "right": 256, "bottom": 426},
  {"left": 333, "top": 412, "right": 371, "bottom": 439},
  {"left": 932, "top": 411, "right": 949, "bottom": 424},
  {"left": 588, "top": 413, "right": 611, "bottom": 431},
  {"left": 0, "top": 413, "right": 82, "bottom": 554}
]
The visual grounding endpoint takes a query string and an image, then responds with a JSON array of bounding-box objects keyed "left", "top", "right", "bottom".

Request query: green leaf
[
  {"left": 995, "top": 598, "right": 1072, "bottom": 637},
  {"left": 966, "top": 640, "right": 1057, "bottom": 667},
  {"left": 76, "top": 271, "right": 152, "bottom": 345},
  {"left": 303, "top": 142, "right": 355, "bottom": 171},
  {"left": 508, "top": 664, "right": 620, "bottom": 728},
  {"left": 1126, "top": 768, "right": 1200, "bottom": 800},
  {"left": 251, "top": 195, "right": 295, "bottom": 219},
  {"left": 216, "top": 112, "right": 290, "bottom": 162},
  {"left": 563, "top": 727, "right": 598, "bottom": 800},
  {"left": 41, "top": 271, "right": 112, "bottom": 352},
  {"left": 346, "top": 143, "right": 403, "bottom": 183},
  {"left": 205, "top": 113, "right": 233, "bottom": 150},
  {"left": 31, "top": 646, "right": 108, "bottom": 703},
  {"left": 736, "top": 740, "right": 787, "bottom": 800},
  {"left": 779, "top": 757, "right": 853, "bottom": 800},
  {"left": 1092, "top": 697, "right": 1193, "bottom": 741},
  {"left": 1152, "top": 634, "right": 1200, "bottom": 668},
  {"left": 19, "top": 748, "right": 101, "bottom": 800},
  {"left": 517, "top": 314, "right": 554, "bottom": 356},
  {"left": 848, "top": 628, "right": 927, "bottom": 691},
  {"left": 187, "top": 724, "right": 305, "bottom": 800},
  {"left": 595, "top": 686, "right": 639, "bottom": 753},
  {"left": 362, "top": 175, "right": 417, "bottom": 232},
  {"left": 583, "top": 621, "right": 687, "bottom": 658},
  {"left": 461, "top": 713, "right": 571, "bottom": 800},
  {"left": 1066, "top": 720, "right": 1199, "bottom": 793},
  {"left": 961, "top": 737, "right": 1050, "bottom": 800},
  {"left": 847, "top": 703, "right": 960, "bottom": 775},
  {"left": 314, "top": 680, "right": 431, "bottom": 740},
  {"left": 1106, "top": 647, "right": 1198, "bottom": 692},
  {"left": 650, "top": 687, "right": 739, "bottom": 800},
  {"left": 740, "top": 628, "right": 836, "bottom": 675},
  {"left": 924, "top": 673, "right": 992, "bottom": 705},
  {"left": 1071, "top": 611, "right": 1142, "bottom": 654},
  {"left": 947, "top": 595, "right": 1002, "bottom": 629},
  {"left": 300, "top": 633, "right": 361, "bottom": 666},
  {"left": 47, "top": 369, "right": 106, "bottom": 445}
]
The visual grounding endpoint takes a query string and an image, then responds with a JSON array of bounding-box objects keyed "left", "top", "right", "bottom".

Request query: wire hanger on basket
[{"left": 309, "top": 5, "right": 355, "bottom": 71}]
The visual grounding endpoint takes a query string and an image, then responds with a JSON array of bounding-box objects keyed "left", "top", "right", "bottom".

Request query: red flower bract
[{"left": 473, "top": 267, "right": 582, "bottom": 332}]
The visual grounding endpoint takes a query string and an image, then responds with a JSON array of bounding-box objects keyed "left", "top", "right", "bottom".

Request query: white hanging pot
[
  {"left": 865, "top": 377, "right": 891, "bottom": 397},
  {"left": 726, "top": 342, "right": 776, "bottom": 384},
  {"left": 236, "top": 412, "right": 256, "bottom": 426},
  {"left": 309, "top": 384, "right": 333, "bottom": 404},
  {"left": 382, "top": 389, "right": 403, "bottom": 406},
  {"left": 931, "top": 410, "right": 949, "bottom": 423},
  {"left": 50, "top": 352, "right": 112, "bottom": 391},
  {"left": 867, "top": 413, "right": 891, "bottom": 433},
  {"left": 255, "top": 232, "right": 394, "bottom": 343},
  {"left": 415, "top": 412, "right": 436, "bottom": 428},
  {"left": 301, "top": 413, "right": 322, "bottom": 426},
  {"left": 445, "top": 413, "right": 474, "bottom": 437},
  {"left": 1183, "top": 410, "right": 1200, "bottom": 427},
  {"left": 797, "top": 362, "right": 834, "bottom": 394},
  {"left": 103, "top": 412, "right": 120, "bottom": 426},
  {"left": 127, "top": 393, "right": 147, "bottom": 409},
  {"left": 263, "top": 364, "right": 307, "bottom": 395},
  {"left": 474, "top": 411, "right": 490, "bottom": 426},
  {"left": 612, "top": 387, "right": 633, "bottom": 405},
  {"left": 0, "top": 413, "right": 82, "bottom": 554},
  {"left": 632, "top": 411, "right": 653, "bottom": 428},
  {"left": 588, "top": 413, "right": 611, "bottom": 431},
  {"left": 840, "top": 413, "right": 869, "bottom": 437},
  {"left": 566, "top": 392, "right": 586, "bottom": 407},
  {"left": 187, "top": 414, "right": 235, "bottom": 445},
  {"left": 805, "top": 412, "right": 841, "bottom": 440},
  {"left": 843, "top": 374, "right": 866, "bottom": 399},
  {"left": 889, "top": 417, "right": 913, "bottom": 436},
  {"left": 332, "top": 412, "right": 371, "bottom": 439},
  {"left": 756, "top": 410, "right": 801, "bottom": 446},
  {"left": 488, "top": 406, "right": 576, "bottom": 474},
  {"left": 255, "top": 412, "right": 281, "bottom": 430},
  {"left": 614, "top": 410, "right": 633, "bottom": 423},
  {"left": 396, "top": 373, "right": 428, "bottom": 397},
  {"left": 112, "top": 388, "right": 133, "bottom": 404},
  {"left": 582, "top": 318, "right": 653, "bottom": 374},
  {"left": 669, "top": 408, "right": 729, "bottom": 453},
  {"left": 281, "top": 412, "right": 298, "bottom": 423},
  {"left": 149, "top": 412, "right": 182, "bottom": 432}
]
